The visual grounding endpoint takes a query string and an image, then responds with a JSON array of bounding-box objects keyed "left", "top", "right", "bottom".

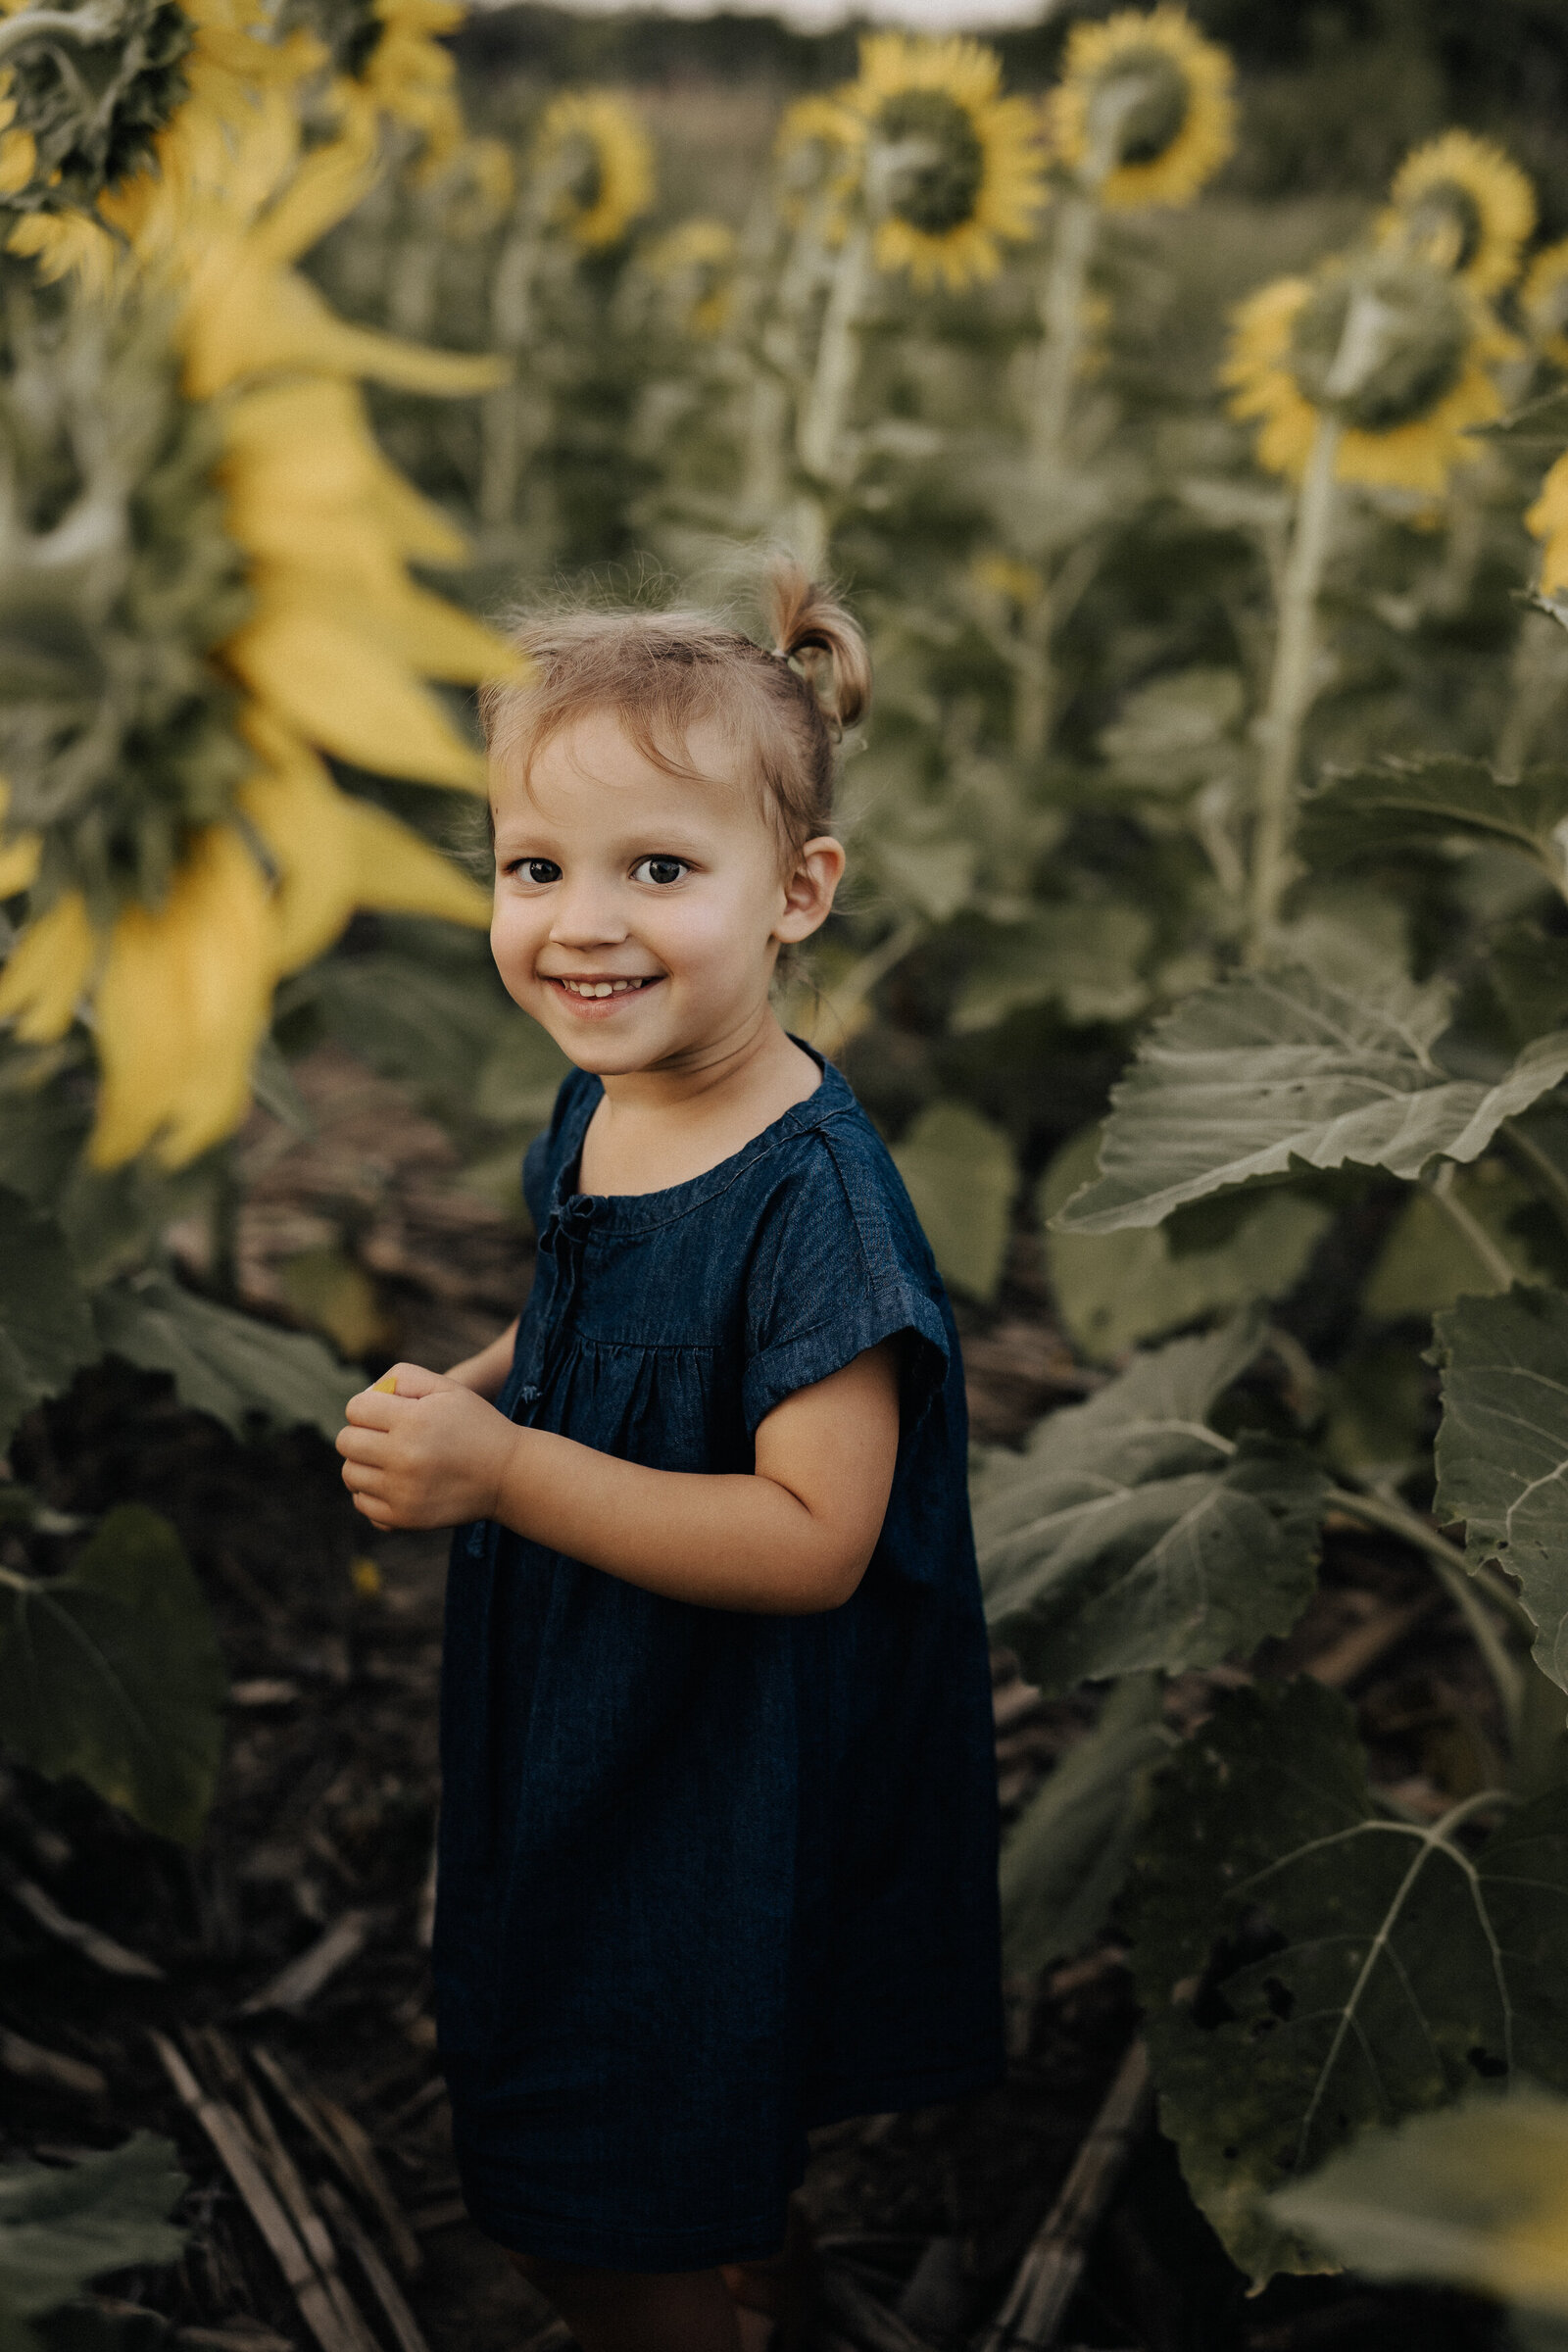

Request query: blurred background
[{"left": 8, "top": 1, "right": 1568, "bottom": 2347}]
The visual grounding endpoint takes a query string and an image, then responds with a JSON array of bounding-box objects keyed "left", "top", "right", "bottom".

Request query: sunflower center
[
  {"left": 1289, "top": 260, "right": 1471, "bottom": 434},
  {"left": 558, "top": 130, "right": 604, "bottom": 218},
  {"left": 872, "top": 88, "right": 985, "bottom": 237},
  {"left": 1399, "top": 181, "right": 1485, "bottom": 276},
  {"left": 7, "top": 0, "right": 192, "bottom": 205},
  {"left": 1086, "top": 47, "right": 1189, "bottom": 172}
]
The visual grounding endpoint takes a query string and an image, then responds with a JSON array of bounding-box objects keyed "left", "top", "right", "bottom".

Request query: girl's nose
[{"left": 548, "top": 879, "right": 629, "bottom": 948}]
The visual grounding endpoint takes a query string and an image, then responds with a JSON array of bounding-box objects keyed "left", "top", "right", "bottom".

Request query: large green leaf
[
  {"left": 999, "top": 1675, "right": 1174, "bottom": 1974},
  {"left": 1298, "top": 759, "right": 1568, "bottom": 888},
  {"left": 93, "top": 1275, "right": 355, "bottom": 1443},
  {"left": 1433, "top": 1286, "right": 1568, "bottom": 1697},
  {"left": 952, "top": 905, "right": 1152, "bottom": 1034},
  {"left": 0, "top": 1504, "right": 225, "bottom": 1843},
  {"left": 1041, "top": 1129, "right": 1331, "bottom": 1360},
  {"left": 1364, "top": 1164, "right": 1539, "bottom": 1319},
  {"left": 1127, "top": 1679, "right": 1568, "bottom": 2285},
  {"left": 973, "top": 1322, "right": 1325, "bottom": 1692},
  {"left": 1054, "top": 967, "right": 1568, "bottom": 1235},
  {"left": 0, "top": 2135, "right": 184, "bottom": 2352},
  {"left": 0, "top": 1191, "right": 96, "bottom": 1448},
  {"left": 892, "top": 1099, "right": 1016, "bottom": 1302},
  {"left": 305, "top": 951, "right": 507, "bottom": 1117},
  {"left": 1271, "top": 2088, "right": 1568, "bottom": 2316}
]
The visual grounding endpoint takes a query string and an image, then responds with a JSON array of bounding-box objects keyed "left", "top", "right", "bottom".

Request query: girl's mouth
[{"left": 545, "top": 974, "right": 662, "bottom": 1010}]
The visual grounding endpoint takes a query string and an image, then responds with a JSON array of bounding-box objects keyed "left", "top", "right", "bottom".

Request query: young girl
[{"left": 336, "top": 567, "right": 1004, "bottom": 2352}]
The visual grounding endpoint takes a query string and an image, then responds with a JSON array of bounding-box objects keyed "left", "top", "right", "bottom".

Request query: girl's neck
[{"left": 576, "top": 1011, "right": 820, "bottom": 1197}]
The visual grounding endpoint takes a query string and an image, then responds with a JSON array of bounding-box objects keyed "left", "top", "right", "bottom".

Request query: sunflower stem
[
  {"left": 794, "top": 220, "right": 871, "bottom": 567},
  {"left": 1246, "top": 411, "right": 1342, "bottom": 959},
  {"left": 1028, "top": 183, "right": 1099, "bottom": 498}
]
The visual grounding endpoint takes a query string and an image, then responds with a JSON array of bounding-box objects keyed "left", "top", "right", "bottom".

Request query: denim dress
[{"left": 435, "top": 1051, "right": 1004, "bottom": 2270}]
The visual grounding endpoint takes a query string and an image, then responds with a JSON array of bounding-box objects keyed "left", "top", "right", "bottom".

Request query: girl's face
[{"left": 489, "top": 710, "right": 843, "bottom": 1075}]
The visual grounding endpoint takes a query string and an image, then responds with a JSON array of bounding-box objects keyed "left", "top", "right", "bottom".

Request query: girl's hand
[{"left": 336, "top": 1362, "right": 520, "bottom": 1532}]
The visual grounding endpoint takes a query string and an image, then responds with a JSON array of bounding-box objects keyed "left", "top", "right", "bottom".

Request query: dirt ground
[{"left": 0, "top": 1048, "right": 1510, "bottom": 2352}]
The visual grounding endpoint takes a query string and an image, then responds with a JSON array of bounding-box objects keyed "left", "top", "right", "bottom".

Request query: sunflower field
[{"left": 8, "top": 0, "right": 1568, "bottom": 2342}]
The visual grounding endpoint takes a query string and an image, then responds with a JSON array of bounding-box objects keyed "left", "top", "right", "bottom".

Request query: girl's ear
[{"left": 774, "top": 836, "right": 845, "bottom": 943}]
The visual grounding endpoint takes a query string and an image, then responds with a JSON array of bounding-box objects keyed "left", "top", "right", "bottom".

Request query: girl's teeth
[{"left": 562, "top": 978, "right": 647, "bottom": 996}]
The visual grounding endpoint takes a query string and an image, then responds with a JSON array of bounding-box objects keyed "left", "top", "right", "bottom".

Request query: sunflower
[
  {"left": 1377, "top": 130, "right": 1536, "bottom": 298},
  {"left": 342, "top": 0, "right": 465, "bottom": 181},
  {"left": 1222, "top": 250, "right": 1517, "bottom": 496},
  {"left": 1527, "top": 455, "right": 1568, "bottom": 597},
  {"left": 533, "top": 88, "right": 653, "bottom": 250},
  {"left": 835, "top": 31, "right": 1044, "bottom": 292},
  {"left": 0, "top": 80, "right": 514, "bottom": 1166},
  {"left": 774, "top": 91, "right": 862, "bottom": 236},
  {"left": 643, "top": 217, "right": 737, "bottom": 337},
  {"left": 1049, "top": 6, "right": 1234, "bottom": 211},
  {"left": 1523, "top": 238, "right": 1568, "bottom": 371}
]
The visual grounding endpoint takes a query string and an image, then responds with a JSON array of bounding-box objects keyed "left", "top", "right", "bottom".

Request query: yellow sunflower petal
[
  {"left": 0, "top": 831, "right": 40, "bottom": 896},
  {"left": 0, "top": 122, "right": 34, "bottom": 195},
  {"left": 1528, "top": 453, "right": 1568, "bottom": 597},
  {"left": 7, "top": 209, "right": 117, "bottom": 293},
  {"left": 238, "top": 717, "right": 361, "bottom": 973},
  {"left": 227, "top": 604, "right": 489, "bottom": 791},
  {"left": 181, "top": 249, "right": 505, "bottom": 402},
  {"left": 344, "top": 798, "right": 490, "bottom": 928},
  {"left": 0, "top": 890, "right": 95, "bottom": 1043},
  {"left": 91, "top": 826, "right": 275, "bottom": 1169},
  {"left": 1524, "top": 238, "right": 1568, "bottom": 370}
]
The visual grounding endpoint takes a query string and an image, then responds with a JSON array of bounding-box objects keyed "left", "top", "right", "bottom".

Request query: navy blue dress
[{"left": 435, "top": 1050, "right": 1004, "bottom": 2271}]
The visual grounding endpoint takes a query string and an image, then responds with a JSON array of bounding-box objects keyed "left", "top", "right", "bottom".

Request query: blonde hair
[{"left": 479, "top": 561, "right": 871, "bottom": 861}]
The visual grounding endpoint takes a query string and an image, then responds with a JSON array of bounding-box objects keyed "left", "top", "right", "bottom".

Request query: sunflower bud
[{"left": 532, "top": 90, "right": 654, "bottom": 251}]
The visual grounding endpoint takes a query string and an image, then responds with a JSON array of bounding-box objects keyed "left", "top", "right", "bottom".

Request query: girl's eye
[
  {"left": 632, "top": 856, "right": 689, "bottom": 887},
  {"left": 515, "top": 858, "right": 562, "bottom": 885}
]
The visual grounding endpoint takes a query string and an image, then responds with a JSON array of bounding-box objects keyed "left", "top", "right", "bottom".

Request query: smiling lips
[{"left": 546, "top": 974, "right": 661, "bottom": 1002}]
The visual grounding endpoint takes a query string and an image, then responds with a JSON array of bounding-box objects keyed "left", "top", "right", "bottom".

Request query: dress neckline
[{"left": 548, "top": 1042, "right": 852, "bottom": 1235}]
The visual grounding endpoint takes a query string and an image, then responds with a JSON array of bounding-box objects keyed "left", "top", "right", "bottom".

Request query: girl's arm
[
  {"left": 444, "top": 1320, "right": 519, "bottom": 1400},
  {"left": 335, "top": 1343, "right": 901, "bottom": 1614}
]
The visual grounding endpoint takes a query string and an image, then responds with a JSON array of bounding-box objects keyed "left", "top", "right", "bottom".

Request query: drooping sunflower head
[
  {"left": 1377, "top": 130, "right": 1536, "bottom": 297},
  {"left": 0, "top": 272, "right": 251, "bottom": 916},
  {"left": 1523, "top": 238, "right": 1568, "bottom": 371},
  {"left": 773, "top": 91, "right": 862, "bottom": 234},
  {"left": 1049, "top": 5, "right": 1235, "bottom": 210},
  {"left": 1221, "top": 249, "right": 1517, "bottom": 495},
  {"left": 0, "top": 93, "right": 515, "bottom": 1168},
  {"left": 0, "top": 0, "right": 194, "bottom": 219},
  {"left": 533, "top": 88, "right": 654, "bottom": 249},
  {"left": 642, "top": 217, "right": 737, "bottom": 337},
  {"left": 838, "top": 31, "right": 1045, "bottom": 291}
]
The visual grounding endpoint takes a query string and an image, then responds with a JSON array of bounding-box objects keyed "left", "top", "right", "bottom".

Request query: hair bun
[{"left": 763, "top": 558, "right": 871, "bottom": 735}]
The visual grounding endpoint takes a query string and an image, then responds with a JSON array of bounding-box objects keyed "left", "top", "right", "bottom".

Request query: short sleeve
[{"left": 741, "top": 1132, "right": 951, "bottom": 1437}]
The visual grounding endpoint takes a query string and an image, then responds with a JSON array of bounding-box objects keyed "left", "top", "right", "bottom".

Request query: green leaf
[
  {"left": 1096, "top": 666, "right": 1245, "bottom": 793},
  {"left": 999, "top": 1675, "right": 1174, "bottom": 1974},
  {"left": 0, "top": 2135, "right": 184, "bottom": 2352},
  {"left": 1040, "top": 1129, "right": 1331, "bottom": 1360},
  {"left": 973, "top": 1322, "right": 1325, "bottom": 1692},
  {"left": 1474, "top": 384, "right": 1568, "bottom": 448},
  {"left": 306, "top": 952, "right": 506, "bottom": 1117},
  {"left": 0, "top": 1191, "right": 96, "bottom": 1449},
  {"left": 1298, "top": 759, "right": 1568, "bottom": 890},
  {"left": 1127, "top": 1679, "right": 1568, "bottom": 2285},
  {"left": 1364, "top": 1167, "right": 1536, "bottom": 1318},
  {"left": 1270, "top": 2087, "right": 1568, "bottom": 2315},
  {"left": 1055, "top": 967, "right": 1568, "bottom": 1235},
  {"left": 1433, "top": 1286, "right": 1568, "bottom": 1698},
  {"left": 952, "top": 905, "right": 1152, "bottom": 1034},
  {"left": 0, "top": 1505, "right": 225, "bottom": 1843},
  {"left": 892, "top": 1100, "right": 1016, "bottom": 1303},
  {"left": 92, "top": 1275, "right": 355, "bottom": 1444}
]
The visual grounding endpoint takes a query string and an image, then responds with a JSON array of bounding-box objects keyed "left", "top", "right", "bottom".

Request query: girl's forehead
[{"left": 490, "top": 710, "right": 760, "bottom": 833}]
